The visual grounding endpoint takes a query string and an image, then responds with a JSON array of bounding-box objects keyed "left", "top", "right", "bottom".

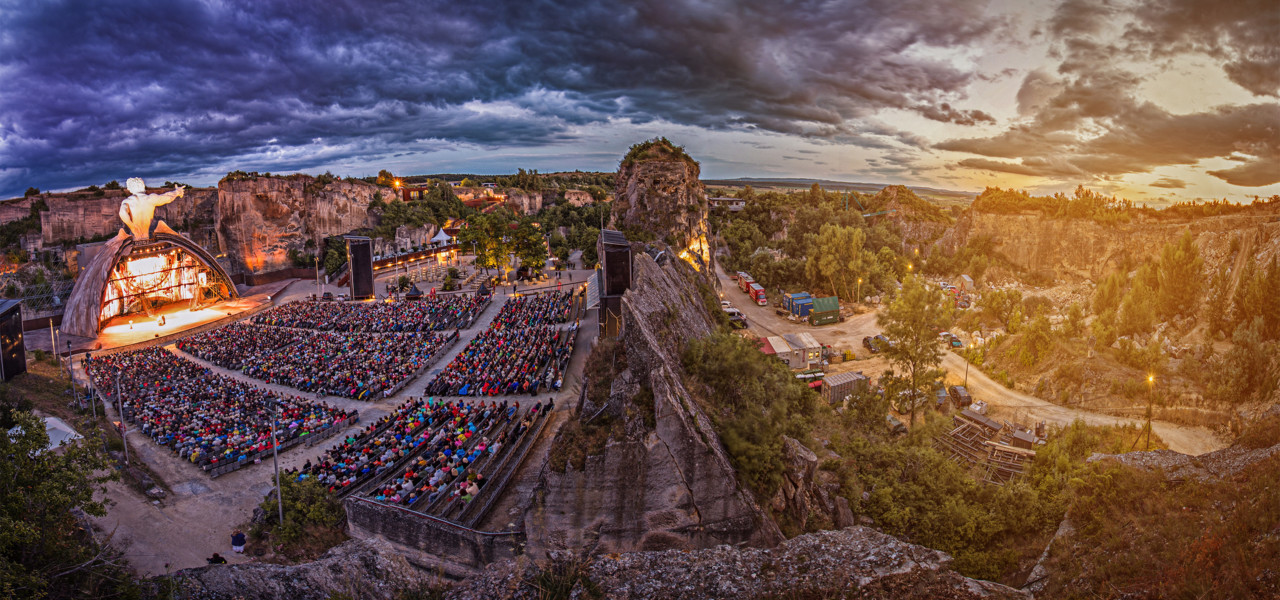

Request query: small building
[
  {"left": 809, "top": 296, "right": 840, "bottom": 326},
  {"left": 783, "top": 332, "right": 822, "bottom": 368},
  {"left": 765, "top": 335, "right": 807, "bottom": 369},
  {"left": 954, "top": 274, "right": 975, "bottom": 292},
  {"left": 822, "top": 370, "right": 869, "bottom": 405},
  {"left": 709, "top": 197, "right": 746, "bottom": 212},
  {"left": 1010, "top": 430, "right": 1037, "bottom": 450}
]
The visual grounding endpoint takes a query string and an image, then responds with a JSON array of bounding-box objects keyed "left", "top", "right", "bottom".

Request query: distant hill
[{"left": 703, "top": 177, "right": 976, "bottom": 205}]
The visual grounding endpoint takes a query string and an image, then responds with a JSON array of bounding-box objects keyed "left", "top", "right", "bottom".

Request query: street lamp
[
  {"left": 1152, "top": 373, "right": 1162, "bottom": 450},
  {"left": 856, "top": 277, "right": 863, "bottom": 304},
  {"left": 271, "top": 402, "right": 285, "bottom": 526}
]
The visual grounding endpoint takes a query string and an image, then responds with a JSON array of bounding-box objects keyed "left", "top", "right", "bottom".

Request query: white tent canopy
[{"left": 430, "top": 229, "right": 453, "bottom": 245}]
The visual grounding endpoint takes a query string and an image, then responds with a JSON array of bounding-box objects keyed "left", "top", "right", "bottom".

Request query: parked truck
[
  {"left": 748, "top": 282, "right": 768, "bottom": 306},
  {"left": 738, "top": 274, "right": 755, "bottom": 293}
]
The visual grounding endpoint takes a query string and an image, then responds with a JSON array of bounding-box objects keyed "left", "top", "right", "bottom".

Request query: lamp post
[
  {"left": 271, "top": 402, "right": 284, "bottom": 526},
  {"left": 314, "top": 254, "right": 321, "bottom": 298},
  {"left": 857, "top": 277, "right": 863, "bottom": 304},
  {"left": 115, "top": 368, "right": 128, "bottom": 466},
  {"left": 1152, "top": 373, "right": 1162, "bottom": 450}
]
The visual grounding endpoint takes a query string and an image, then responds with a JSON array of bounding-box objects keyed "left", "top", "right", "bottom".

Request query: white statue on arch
[{"left": 119, "top": 177, "right": 184, "bottom": 241}]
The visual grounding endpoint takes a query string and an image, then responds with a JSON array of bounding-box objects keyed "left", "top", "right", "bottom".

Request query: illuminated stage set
[{"left": 60, "top": 179, "right": 239, "bottom": 342}]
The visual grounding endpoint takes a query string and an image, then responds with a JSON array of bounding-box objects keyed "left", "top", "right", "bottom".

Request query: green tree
[
  {"left": 1118, "top": 280, "right": 1157, "bottom": 336},
  {"left": 1093, "top": 270, "right": 1126, "bottom": 315},
  {"left": 878, "top": 275, "right": 951, "bottom": 426},
  {"left": 980, "top": 287, "right": 1023, "bottom": 331},
  {"left": 513, "top": 220, "right": 548, "bottom": 271},
  {"left": 376, "top": 169, "right": 396, "bottom": 187},
  {"left": 1155, "top": 230, "right": 1203, "bottom": 318},
  {"left": 23, "top": 187, "right": 39, "bottom": 197},
  {"left": 805, "top": 224, "right": 871, "bottom": 301},
  {"left": 0, "top": 410, "right": 127, "bottom": 598}
]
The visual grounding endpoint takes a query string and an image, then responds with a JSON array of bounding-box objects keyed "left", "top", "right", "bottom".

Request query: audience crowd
[
  {"left": 85, "top": 347, "right": 356, "bottom": 475},
  {"left": 176, "top": 323, "right": 306, "bottom": 369},
  {"left": 241, "top": 331, "right": 457, "bottom": 400},
  {"left": 251, "top": 294, "right": 489, "bottom": 332},
  {"left": 422, "top": 291, "right": 578, "bottom": 397}
]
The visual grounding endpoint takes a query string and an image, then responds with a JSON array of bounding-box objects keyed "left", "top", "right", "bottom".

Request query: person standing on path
[{"left": 231, "top": 530, "right": 246, "bottom": 554}]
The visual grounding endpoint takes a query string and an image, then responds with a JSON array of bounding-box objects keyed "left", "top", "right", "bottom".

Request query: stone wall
[{"left": 345, "top": 497, "right": 524, "bottom": 576}]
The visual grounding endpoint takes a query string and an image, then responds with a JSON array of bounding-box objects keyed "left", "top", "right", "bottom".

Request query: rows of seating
[
  {"left": 490, "top": 291, "right": 575, "bottom": 330},
  {"left": 251, "top": 293, "right": 490, "bottom": 332},
  {"left": 176, "top": 323, "right": 305, "bottom": 369},
  {"left": 85, "top": 347, "right": 356, "bottom": 476},
  {"left": 423, "top": 325, "right": 575, "bottom": 397},
  {"left": 293, "top": 397, "right": 505, "bottom": 496},
  {"left": 241, "top": 331, "right": 457, "bottom": 400}
]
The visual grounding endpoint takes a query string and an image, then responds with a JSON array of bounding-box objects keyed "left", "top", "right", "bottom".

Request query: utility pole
[
  {"left": 65, "top": 341, "right": 78, "bottom": 408},
  {"left": 271, "top": 403, "right": 284, "bottom": 526}
]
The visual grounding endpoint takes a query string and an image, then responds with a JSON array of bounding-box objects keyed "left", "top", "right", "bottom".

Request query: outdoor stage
[{"left": 47, "top": 279, "right": 292, "bottom": 355}]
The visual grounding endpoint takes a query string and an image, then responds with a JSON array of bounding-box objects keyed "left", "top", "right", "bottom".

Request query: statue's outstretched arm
[{"left": 154, "top": 185, "right": 185, "bottom": 207}]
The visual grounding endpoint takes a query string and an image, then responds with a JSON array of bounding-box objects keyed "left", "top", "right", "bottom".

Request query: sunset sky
[{"left": 1, "top": 0, "right": 1277, "bottom": 203}]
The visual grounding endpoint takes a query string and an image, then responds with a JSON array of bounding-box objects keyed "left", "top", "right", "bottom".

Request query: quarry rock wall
[
  {"left": 39, "top": 188, "right": 217, "bottom": 246},
  {"left": 525, "top": 254, "right": 783, "bottom": 556},
  {"left": 939, "top": 207, "right": 1280, "bottom": 283},
  {"left": 216, "top": 175, "right": 381, "bottom": 274}
]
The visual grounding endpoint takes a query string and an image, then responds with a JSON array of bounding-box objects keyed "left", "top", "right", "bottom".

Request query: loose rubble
[{"left": 446, "top": 526, "right": 1029, "bottom": 600}]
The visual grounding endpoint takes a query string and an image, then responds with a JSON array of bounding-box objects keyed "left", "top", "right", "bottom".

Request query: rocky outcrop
[
  {"left": 525, "top": 253, "right": 782, "bottom": 556},
  {"left": 216, "top": 175, "right": 381, "bottom": 274},
  {"left": 770, "top": 436, "right": 854, "bottom": 532},
  {"left": 160, "top": 538, "right": 440, "bottom": 600},
  {"left": 564, "top": 189, "right": 594, "bottom": 206},
  {"left": 938, "top": 206, "right": 1280, "bottom": 283},
  {"left": 0, "top": 197, "right": 34, "bottom": 225},
  {"left": 446, "top": 526, "right": 1029, "bottom": 599},
  {"left": 39, "top": 187, "right": 217, "bottom": 245},
  {"left": 613, "top": 144, "right": 709, "bottom": 252},
  {"left": 504, "top": 189, "right": 543, "bottom": 214}
]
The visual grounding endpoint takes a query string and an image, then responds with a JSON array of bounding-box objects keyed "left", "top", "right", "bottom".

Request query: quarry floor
[
  {"left": 75, "top": 262, "right": 598, "bottom": 578},
  {"left": 713, "top": 264, "right": 1229, "bottom": 456}
]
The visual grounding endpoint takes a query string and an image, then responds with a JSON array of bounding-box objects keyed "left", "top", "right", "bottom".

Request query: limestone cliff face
[
  {"left": 216, "top": 175, "right": 380, "bottom": 273},
  {"left": 39, "top": 188, "right": 216, "bottom": 245},
  {"left": 938, "top": 206, "right": 1280, "bottom": 283},
  {"left": 614, "top": 158, "right": 708, "bottom": 251},
  {"left": 525, "top": 254, "right": 783, "bottom": 555},
  {"left": 503, "top": 189, "right": 543, "bottom": 214}
]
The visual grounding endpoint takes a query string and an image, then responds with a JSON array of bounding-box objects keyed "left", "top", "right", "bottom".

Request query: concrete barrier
[{"left": 345, "top": 496, "right": 524, "bottom": 574}]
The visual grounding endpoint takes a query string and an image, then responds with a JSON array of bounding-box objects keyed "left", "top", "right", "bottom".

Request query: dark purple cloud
[{"left": 0, "top": 0, "right": 1006, "bottom": 197}]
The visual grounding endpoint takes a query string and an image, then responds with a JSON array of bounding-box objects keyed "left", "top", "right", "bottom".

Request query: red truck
[
  {"left": 738, "top": 274, "right": 755, "bottom": 293},
  {"left": 748, "top": 282, "right": 768, "bottom": 306}
]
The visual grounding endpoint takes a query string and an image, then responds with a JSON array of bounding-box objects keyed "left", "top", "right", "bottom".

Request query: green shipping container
[{"left": 809, "top": 296, "right": 840, "bottom": 326}]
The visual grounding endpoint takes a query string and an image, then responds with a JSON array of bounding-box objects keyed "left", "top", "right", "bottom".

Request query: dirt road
[{"left": 715, "top": 264, "right": 1229, "bottom": 456}]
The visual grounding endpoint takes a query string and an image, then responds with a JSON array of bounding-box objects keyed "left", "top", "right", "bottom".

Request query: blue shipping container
[{"left": 792, "top": 298, "right": 814, "bottom": 317}]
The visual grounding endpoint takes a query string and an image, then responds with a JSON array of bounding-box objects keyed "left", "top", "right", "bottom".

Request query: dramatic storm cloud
[{"left": 1, "top": 0, "right": 1277, "bottom": 201}]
